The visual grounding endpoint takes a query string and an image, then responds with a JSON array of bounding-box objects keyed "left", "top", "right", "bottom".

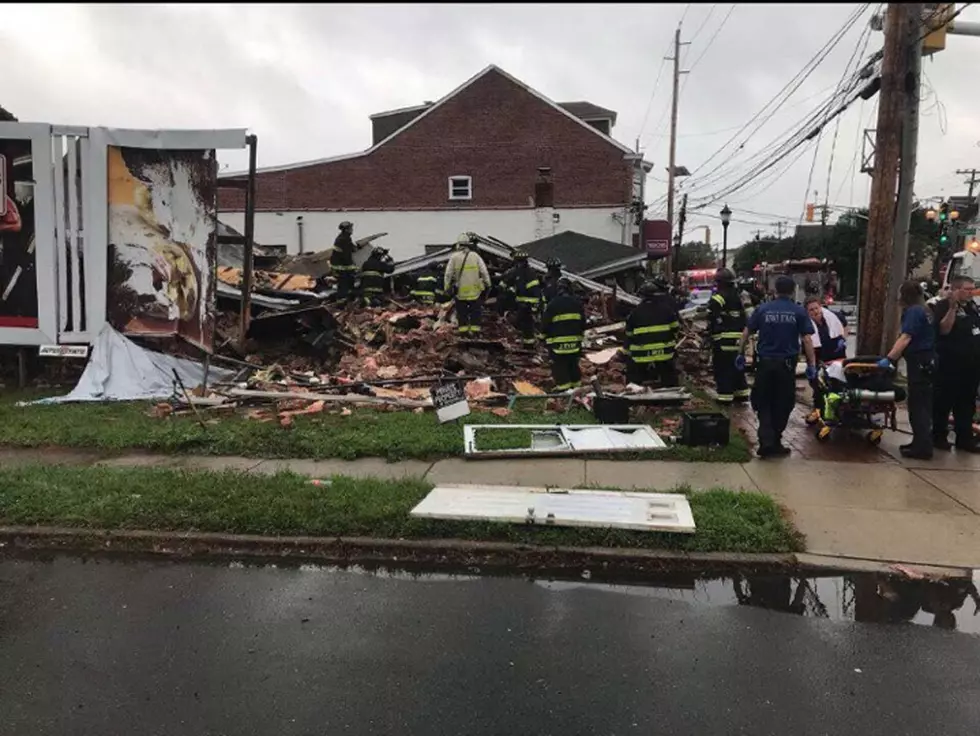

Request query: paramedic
[
  {"left": 931, "top": 275, "right": 980, "bottom": 453},
  {"left": 738, "top": 275, "right": 817, "bottom": 459},
  {"left": 880, "top": 280, "right": 936, "bottom": 460}
]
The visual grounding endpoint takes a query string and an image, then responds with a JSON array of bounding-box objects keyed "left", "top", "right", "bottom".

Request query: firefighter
[
  {"left": 541, "top": 257, "right": 564, "bottom": 305},
  {"left": 625, "top": 278, "right": 680, "bottom": 387},
  {"left": 359, "top": 246, "right": 394, "bottom": 307},
  {"left": 542, "top": 278, "right": 586, "bottom": 392},
  {"left": 502, "top": 250, "right": 543, "bottom": 348},
  {"left": 444, "top": 233, "right": 491, "bottom": 335},
  {"left": 329, "top": 221, "right": 359, "bottom": 304},
  {"left": 410, "top": 263, "right": 441, "bottom": 305},
  {"left": 709, "top": 267, "right": 750, "bottom": 404}
]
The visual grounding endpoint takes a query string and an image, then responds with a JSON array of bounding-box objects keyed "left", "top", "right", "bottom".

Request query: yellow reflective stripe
[
  {"left": 516, "top": 296, "right": 540, "bottom": 303},
  {"left": 457, "top": 285, "right": 482, "bottom": 299},
  {"left": 727, "top": 310, "right": 742, "bottom": 317},
  {"left": 719, "top": 346, "right": 740, "bottom": 352},
  {"left": 551, "top": 347, "right": 582, "bottom": 355},
  {"left": 630, "top": 342, "right": 675, "bottom": 352},
  {"left": 631, "top": 322, "right": 678, "bottom": 335},
  {"left": 546, "top": 335, "right": 582, "bottom": 344},
  {"left": 525, "top": 280, "right": 540, "bottom": 289},
  {"left": 411, "top": 290, "right": 435, "bottom": 297},
  {"left": 713, "top": 331, "right": 743, "bottom": 340},
  {"left": 462, "top": 264, "right": 480, "bottom": 272},
  {"left": 362, "top": 271, "right": 383, "bottom": 277},
  {"left": 332, "top": 265, "right": 357, "bottom": 271},
  {"left": 711, "top": 294, "right": 725, "bottom": 305},
  {"left": 552, "top": 313, "right": 582, "bottom": 323},
  {"left": 633, "top": 353, "right": 673, "bottom": 363}
]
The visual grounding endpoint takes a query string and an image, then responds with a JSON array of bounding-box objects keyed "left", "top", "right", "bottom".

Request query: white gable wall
[{"left": 220, "top": 206, "right": 632, "bottom": 260}]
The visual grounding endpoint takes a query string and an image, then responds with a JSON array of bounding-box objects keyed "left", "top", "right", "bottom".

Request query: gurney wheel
[
  {"left": 867, "top": 430, "right": 883, "bottom": 446},
  {"left": 817, "top": 426, "right": 832, "bottom": 442}
]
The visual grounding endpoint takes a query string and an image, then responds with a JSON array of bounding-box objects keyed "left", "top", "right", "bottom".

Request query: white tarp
[
  {"left": 24, "top": 324, "right": 231, "bottom": 405},
  {"left": 411, "top": 485, "right": 696, "bottom": 533}
]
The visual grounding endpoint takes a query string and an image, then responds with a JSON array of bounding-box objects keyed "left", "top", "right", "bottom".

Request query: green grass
[
  {"left": 0, "top": 391, "right": 752, "bottom": 463},
  {"left": 0, "top": 465, "right": 802, "bottom": 554}
]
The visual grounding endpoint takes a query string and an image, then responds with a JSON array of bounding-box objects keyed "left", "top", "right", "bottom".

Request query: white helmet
[{"left": 455, "top": 232, "right": 471, "bottom": 247}]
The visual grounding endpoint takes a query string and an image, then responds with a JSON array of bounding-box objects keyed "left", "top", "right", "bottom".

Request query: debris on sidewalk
[{"left": 463, "top": 424, "right": 667, "bottom": 458}]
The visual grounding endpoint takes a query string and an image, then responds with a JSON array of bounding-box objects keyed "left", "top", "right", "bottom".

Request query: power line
[
  {"left": 690, "top": 3, "right": 718, "bottom": 41},
  {"left": 686, "top": 4, "right": 735, "bottom": 72}
]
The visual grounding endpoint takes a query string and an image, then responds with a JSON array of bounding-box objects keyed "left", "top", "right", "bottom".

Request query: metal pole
[
  {"left": 239, "top": 134, "right": 257, "bottom": 347},
  {"left": 665, "top": 26, "right": 681, "bottom": 280},
  {"left": 722, "top": 224, "right": 729, "bottom": 268},
  {"left": 883, "top": 3, "right": 923, "bottom": 355}
]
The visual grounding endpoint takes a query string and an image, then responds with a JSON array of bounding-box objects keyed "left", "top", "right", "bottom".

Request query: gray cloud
[{"left": 1, "top": 2, "right": 976, "bottom": 246}]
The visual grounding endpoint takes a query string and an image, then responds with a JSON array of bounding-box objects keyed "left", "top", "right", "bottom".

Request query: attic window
[{"left": 448, "top": 175, "right": 472, "bottom": 201}]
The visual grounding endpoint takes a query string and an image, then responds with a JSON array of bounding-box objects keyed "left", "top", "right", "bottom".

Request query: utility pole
[
  {"left": 958, "top": 168, "right": 980, "bottom": 199},
  {"left": 858, "top": 3, "right": 911, "bottom": 357},
  {"left": 675, "top": 193, "right": 689, "bottom": 269},
  {"left": 664, "top": 26, "right": 689, "bottom": 280},
  {"left": 771, "top": 221, "right": 786, "bottom": 240},
  {"left": 883, "top": 3, "right": 924, "bottom": 352}
]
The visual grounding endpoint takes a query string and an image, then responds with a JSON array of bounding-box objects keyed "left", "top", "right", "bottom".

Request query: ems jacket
[
  {"left": 444, "top": 249, "right": 491, "bottom": 302},
  {"left": 411, "top": 273, "right": 440, "bottom": 304},
  {"left": 502, "top": 265, "right": 543, "bottom": 308},
  {"left": 626, "top": 296, "right": 680, "bottom": 364},
  {"left": 542, "top": 294, "right": 586, "bottom": 355},
  {"left": 360, "top": 254, "right": 394, "bottom": 294},
  {"left": 330, "top": 232, "right": 357, "bottom": 271},
  {"left": 708, "top": 287, "right": 747, "bottom": 353}
]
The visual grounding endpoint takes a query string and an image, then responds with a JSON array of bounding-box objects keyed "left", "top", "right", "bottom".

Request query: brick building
[{"left": 218, "top": 65, "right": 651, "bottom": 260}]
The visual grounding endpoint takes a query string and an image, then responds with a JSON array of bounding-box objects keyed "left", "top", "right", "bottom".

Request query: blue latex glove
[
  {"left": 805, "top": 365, "right": 818, "bottom": 381},
  {"left": 836, "top": 337, "right": 847, "bottom": 353},
  {"left": 734, "top": 354, "right": 746, "bottom": 372},
  {"left": 877, "top": 357, "right": 892, "bottom": 370}
]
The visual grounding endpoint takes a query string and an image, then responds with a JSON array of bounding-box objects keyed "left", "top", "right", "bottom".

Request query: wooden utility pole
[
  {"left": 883, "top": 3, "right": 924, "bottom": 351},
  {"left": 858, "top": 3, "right": 911, "bottom": 357},
  {"left": 958, "top": 168, "right": 980, "bottom": 199},
  {"left": 664, "top": 26, "right": 688, "bottom": 279}
]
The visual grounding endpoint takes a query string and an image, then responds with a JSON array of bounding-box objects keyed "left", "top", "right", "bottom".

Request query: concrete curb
[{"left": 0, "top": 525, "right": 801, "bottom": 580}]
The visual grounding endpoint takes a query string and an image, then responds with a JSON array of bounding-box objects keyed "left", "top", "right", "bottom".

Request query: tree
[
  {"left": 0, "top": 105, "right": 17, "bottom": 122},
  {"left": 676, "top": 240, "right": 715, "bottom": 271}
]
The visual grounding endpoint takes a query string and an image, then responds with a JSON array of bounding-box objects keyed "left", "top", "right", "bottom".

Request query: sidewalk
[{"left": 2, "top": 433, "right": 979, "bottom": 569}]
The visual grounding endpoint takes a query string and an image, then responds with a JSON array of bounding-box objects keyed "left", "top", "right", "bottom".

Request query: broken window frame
[{"left": 463, "top": 424, "right": 667, "bottom": 459}]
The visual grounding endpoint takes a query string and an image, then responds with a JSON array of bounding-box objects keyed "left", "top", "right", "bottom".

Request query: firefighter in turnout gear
[
  {"left": 444, "top": 233, "right": 492, "bottom": 335},
  {"left": 502, "top": 250, "right": 543, "bottom": 347},
  {"left": 359, "top": 246, "right": 394, "bottom": 307},
  {"left": 542, "top": 257, "right": 564, "bottom": 305},
  {"left": 410, "top": 263, "right": 442, "bottom": 305},
  {"left": 625, "top": 278, "right": 680, "bottom": 387},
  {"left": 542, "top": 278, "right": 586, "bottom": 391},
  {"left": 330, "top": 221, "right": 359, "bottom": 304},
  {"left": 709, "top": 268, "right": 750, "bottom": 403}
]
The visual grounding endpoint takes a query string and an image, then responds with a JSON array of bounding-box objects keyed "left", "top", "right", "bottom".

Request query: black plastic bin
[
  {"left": 593, "top": 396, "right": 631, "bottom": 424},
  {"left": 681, "top": 411, "right": 730, "bottom": 447}
]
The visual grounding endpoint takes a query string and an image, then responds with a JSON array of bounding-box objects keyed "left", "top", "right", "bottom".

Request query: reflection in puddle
[{"left": 536, "top": 573, "right": 980, "bottom": 634}]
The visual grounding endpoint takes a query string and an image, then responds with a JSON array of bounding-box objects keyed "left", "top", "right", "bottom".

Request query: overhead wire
[
  {"left": 679, "top": 2, "right": 870, "bottom": 186},
  {"left": 690, "top": 4, "right": 718, "bottom": 41}
]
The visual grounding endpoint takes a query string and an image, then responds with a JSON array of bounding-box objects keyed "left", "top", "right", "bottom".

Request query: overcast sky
[{"left": 3, "top": 2, "right": 978, "bottom": 246}]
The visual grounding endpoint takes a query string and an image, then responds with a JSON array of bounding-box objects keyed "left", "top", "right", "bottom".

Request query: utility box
[{"left": 922, "top": 3, "right": 954, "bottom": 55}]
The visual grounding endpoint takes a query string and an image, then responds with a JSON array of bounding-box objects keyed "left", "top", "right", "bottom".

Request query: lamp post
[{"left": 720, "top": 204, "right": 732, "bottom": 267}]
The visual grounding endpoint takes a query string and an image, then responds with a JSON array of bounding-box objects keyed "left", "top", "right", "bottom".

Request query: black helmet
[
  {"left": 714, "top": 267, "right": 735, "bottom": 285},
  {"left": 372, "top": 245, "right": 386, "bottom": 257},
  {"left": 546, "top": 257, "right": 563, "bottom": 271},
  {"left": 637, "top": 278, "right": 667, "bottom": 298},
  {"left": 339, "top": 221, "right": 353, "bottom": 231},
  {"left": 513, "top": 250, "right": 529, "bottom": 262}
]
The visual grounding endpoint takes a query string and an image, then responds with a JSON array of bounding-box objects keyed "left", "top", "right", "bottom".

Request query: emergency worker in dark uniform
[
  {"left": 410, "top": 264, "right": 441, "bottom": 305},
  {"left": 709, "top": 267, "right": 749, "bottom": 404},
  {"left": 931, "top": 275, "right": 980, "bottom": 453},
  {"left": 329, "top": 221, "right": 358, "bottom": 304},
  {"left": 738, "top": 275, "right": 817, "bottom": 458},
  {"left": 541, "top": 257, "right": 564, "bottom": 305},
  {"left": 542, "top": 279, "right": 586, "bottom": 391},
  {"left": 359, "top": 246, "right": 394, "bottom": 307},
  {"left": 501, "top": 250, "right": 543, "bottom": 348},
  {"left": 880, "top": 280, "right": 937, "bottom": 460},
  {"left": 625, "top": 278, "right": 680, "bottom": 387}
]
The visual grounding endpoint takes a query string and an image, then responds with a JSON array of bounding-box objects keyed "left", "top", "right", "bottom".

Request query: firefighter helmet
[
  {"left": 513, "top": 250, "right": 529, "bottom": 262},
  {"left": 545, "top": 257, "right": 563, "bottom": 271},
  {"left": 638, "top": 278, "right": 668, "bottom": 298},
  {"left": 714, "top": 267, "right": 736, "bottom": 285},
  {"left": 339, "top": 221, "right": 353, "bottom": 231}
]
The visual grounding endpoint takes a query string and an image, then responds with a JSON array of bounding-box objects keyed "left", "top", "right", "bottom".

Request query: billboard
[
  {"left": 0, "top": 142, "right": 39, "bottom": 328},
  {"left": 106, "top": 146, "right": 217, "bottom": 351}
]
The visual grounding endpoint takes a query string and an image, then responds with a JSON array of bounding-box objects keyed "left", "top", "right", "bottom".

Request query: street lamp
[{"left": 720, "top": 204, "right": 732, "bottom": 268}]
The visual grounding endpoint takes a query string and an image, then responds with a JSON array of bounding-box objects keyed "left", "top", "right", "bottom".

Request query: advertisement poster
[
  {"left": 106, "top": 146, "right": 217, "bottom": 351},
  {"left": 0, "top": 140, "right": 39, "bottom": 328}
]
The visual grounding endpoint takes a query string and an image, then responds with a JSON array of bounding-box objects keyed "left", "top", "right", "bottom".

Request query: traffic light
[{"left": 805, "top": 203, "right": 815, "bottom": 223}]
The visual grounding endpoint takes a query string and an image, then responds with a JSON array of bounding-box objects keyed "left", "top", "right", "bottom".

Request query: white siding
[{"left": 219, "top": 207, "right": 632, "bottom": 260}]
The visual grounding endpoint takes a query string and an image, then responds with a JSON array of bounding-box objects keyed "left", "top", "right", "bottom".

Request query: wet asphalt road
[{"left": 2, "top": 557, "right": 979, "bottom": 736}]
